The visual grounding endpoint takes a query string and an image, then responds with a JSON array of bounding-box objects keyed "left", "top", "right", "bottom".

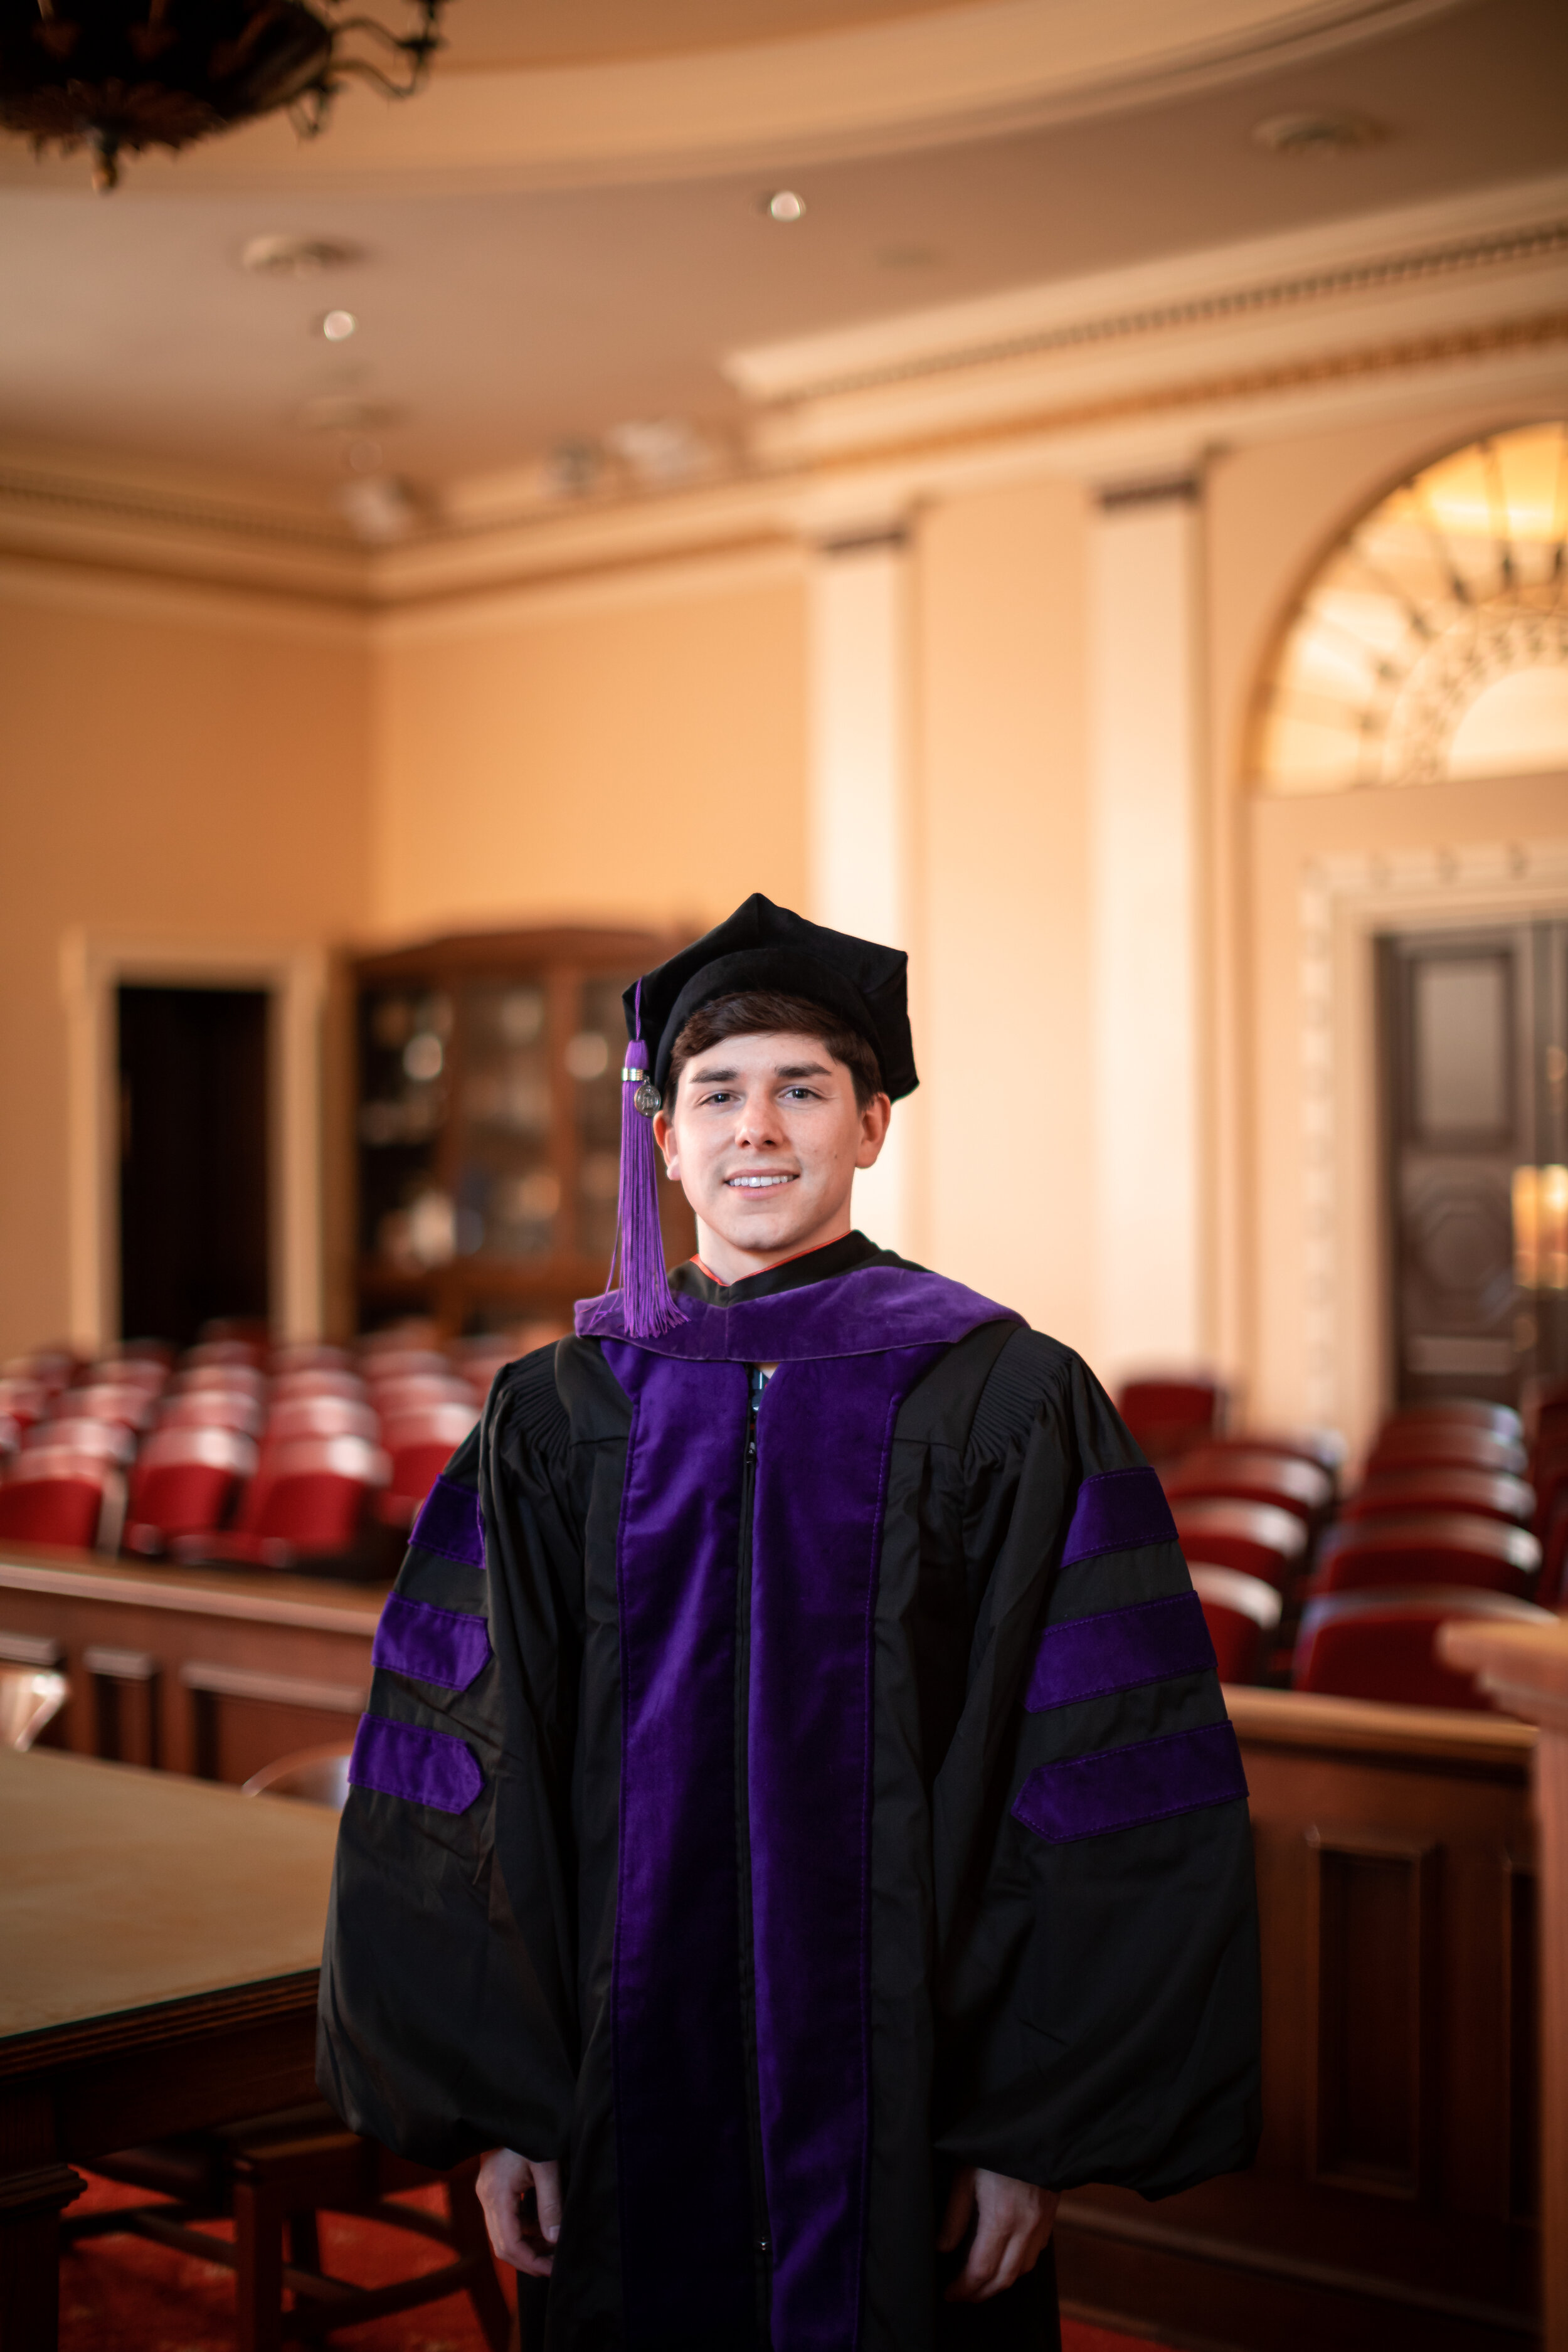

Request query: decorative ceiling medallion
[
  {"left": 0, "top": 0, "right": 445, "bottom": 191},
  {"left": 1255, "top": 422, "right": 1568, "bottom": 794}
]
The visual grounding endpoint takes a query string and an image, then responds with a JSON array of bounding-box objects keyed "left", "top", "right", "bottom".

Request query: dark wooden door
[
  {"left": 1380, "top": 921, "right": 1568, "bottom": 1406},
  {"left": 117, "top": 985, "right": 271, "bottom": 1347}
]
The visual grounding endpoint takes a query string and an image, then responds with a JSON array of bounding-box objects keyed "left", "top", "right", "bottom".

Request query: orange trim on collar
[{"left": 690, "top": 1241, "right": 847, "bottom": 1287}]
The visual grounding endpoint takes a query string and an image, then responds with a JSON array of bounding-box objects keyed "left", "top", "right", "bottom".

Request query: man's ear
[
  {"left": 654, "top": 1107, "right": 678, "bottom": 1180},
  {"left": 854, "top": 1094, "right": 893, "bottom": 1171}
]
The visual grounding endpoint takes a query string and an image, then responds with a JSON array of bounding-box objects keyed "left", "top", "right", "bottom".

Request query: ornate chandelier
[{"left": 0, "top": 1, "right": 447, "bottom": 190}]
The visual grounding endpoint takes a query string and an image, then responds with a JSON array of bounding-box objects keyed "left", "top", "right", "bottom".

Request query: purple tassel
[{"left": 612, "top": 1020, "right": 682, "bottom": 1338}]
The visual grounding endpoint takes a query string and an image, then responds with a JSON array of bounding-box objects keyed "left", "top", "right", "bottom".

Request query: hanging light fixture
[{"left": 0, "top": 1, "right": 447, "bottom": 191}]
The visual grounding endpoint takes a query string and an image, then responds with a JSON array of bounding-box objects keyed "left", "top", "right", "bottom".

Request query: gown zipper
[{"left": 735, "top": 1363, "right": 774, "bottom": 2341}]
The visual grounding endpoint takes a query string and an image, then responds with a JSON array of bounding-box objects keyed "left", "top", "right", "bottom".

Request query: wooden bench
[
  {"left": 0, "top": 1545, "right": 381, "bottom": 1786},
  {"left": 1057, "top": 1685, "right": 1539, "bottom": 2352}
]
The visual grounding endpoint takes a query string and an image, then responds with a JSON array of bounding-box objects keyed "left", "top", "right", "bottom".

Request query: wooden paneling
[
  {"left": 0, "top": 1547, "right": 379, "bottom": 1787},
  {"left": 1056, "top": 1686, "right": 1539, "bottom": 2352},
  {"left": 1440, "top": 1616, "right": 1568, "bottom": 2352}
]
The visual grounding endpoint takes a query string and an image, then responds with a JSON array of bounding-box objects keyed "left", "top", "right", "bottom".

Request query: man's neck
[{"left": 691, "top": 1210, "right": 854, "bottom": 1289}]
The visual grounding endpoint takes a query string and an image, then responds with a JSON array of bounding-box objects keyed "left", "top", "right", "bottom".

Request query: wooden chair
[
  {"left": 1117, "top": 1375, "right": 1225, "bottom": 1466},
  {"left": 1168, "top": 1495, "right": 1307, "bottom": 1591},
  {"left": 66, "top": 1739, "right": 516, "bottom": 2352},
  {"left": 1164, "top": 1446, "right": 1335, "bottom": 1527},
  {"left": 1367, "top": 1422, "right": 1529, "bottom": 1478}
]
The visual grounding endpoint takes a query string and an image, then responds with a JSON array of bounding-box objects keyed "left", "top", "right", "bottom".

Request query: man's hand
[
  {"left": 938, "top": 2165, "right": 1059, "bottom": 2302},
  {"left": 475, "top": 2148, "right": 562, "bottom": 2277}
]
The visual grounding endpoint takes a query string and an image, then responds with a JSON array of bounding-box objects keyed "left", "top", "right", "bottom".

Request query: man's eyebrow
[{"left": 686, "top": 1057, "right": 834, "bottom": 1084}]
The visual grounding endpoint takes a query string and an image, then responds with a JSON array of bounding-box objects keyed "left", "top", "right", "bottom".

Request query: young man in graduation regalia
[{"left": 318, "top": 894, "right": 1261, "bottom": 2352}]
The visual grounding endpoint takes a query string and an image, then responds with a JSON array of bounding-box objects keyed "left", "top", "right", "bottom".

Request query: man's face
[{"left": 655, "top": 1029, "right": 891, "bottom": 1273}]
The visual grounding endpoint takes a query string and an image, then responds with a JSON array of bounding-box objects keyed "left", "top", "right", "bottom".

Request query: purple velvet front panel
[
  {"left": 409, "top": 1474, "right": 485, "bottom": 1568},
  {"left": 348, "top": 1713, "right": 484, "bottom": 1813},
  {"left": 1061, "top": 1466, "right": 1178, "bottom": 1565},
  {"left": 749, "top": 1346, "right": 946, "bottom": 2352},
  {"left": 373, "top": 1591, "right": 492, "bottom": 1693},
  {"left": 600, "top": 1343, "right": 758, "bottom": 2351},
  {"left": 1012, "top": 1721, "right": 1248, "bottom": 1843},
  {"left": 578, "top": 1263, "right": 1016, "bottom": 1363},
  {"left": 1025, "top": 1592, "right": 1215, "bottom": 1712}
]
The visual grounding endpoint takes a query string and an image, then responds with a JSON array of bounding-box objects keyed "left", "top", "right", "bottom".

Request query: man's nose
[{"left": 734, "top": 1090, "right": 781, "bottom": 1146}]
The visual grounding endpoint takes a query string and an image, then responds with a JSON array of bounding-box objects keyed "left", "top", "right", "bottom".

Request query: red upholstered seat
[
  {"left": 361, "top": 1347, "right": 452, "bottom": 1387},
  {"left": 269, "top": 1342, "right": 356, "bottom": 1377},
  {"left": 1165, "top": 1447, "right": 1333, "bottom": 1525},
  {"left": 1532, "top": 1443, "right": 1568, "bottom": 1542},
  {"left": 1293, "top": 1586, "right": 1554, "bottom": 1710},
  {"left": 124, "top": 1425, "right": 258, "bottom": 1556},
  {"left": 169, "top": 1361, "right": 268, "bottom": 1402},
  {"left": 1189, "top": 1564, "right": 1281, "bottom": 1683},
  {"left": 1384, "top": 1400, "right": 1523, "bottom": 1443},
  {"left": 377, "top": 1399, "right": 480, "bottom": 1528},
  {"left": 270, "top": 1367, "right": 368, "bottom": 1405},
  {"left": 1539, "top": 1489, "right": 1568, "bottom": 1611},
  {"left": 184, "top": 1336, "right": 268, "bottom": 1370},
  {"left": 1342, "top": 1466, "right": 1535, "bottom": 1527},
  {"left": 50, "top": 1380, "right": 157, "bottom": 1433},
  {"left": 263, "top": 1395, "right": 380, "bottom": 1447},
  {"left": 23, "top": 1416, "right": 135, "bottom": 1465},
  {"left": 157, "top": 1388, "right": 264, "bottom": 1438},
  {"left": 0, "top": 1449, "right": 124, "bottom": 1550},
  {"left": 1168, "top": 1496, "right": 1306, "bottom": 1591},
  {"left": 0, "top": 1379, "right": 50, "bottom": 1433},
  {"left": 1312, "top": 1511, "right": 1540, "bottom": 1598},
  {"left": 178, "top": 1433, "right": 387, "bottom": 1569},
  {"left": 372, "top": 1372, "right": 475, "bottom": 1419},
  {"left": 1367, "top": 1423, "right": 1528, "bottom": 1478},
  {"left": 1117, "top": 1376, "right": 1224, "bottom": 1465}
]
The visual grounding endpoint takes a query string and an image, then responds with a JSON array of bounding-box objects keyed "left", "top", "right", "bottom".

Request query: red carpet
[{"left": 61, "top": 2169, "right": 1172, "bottom": 2351}]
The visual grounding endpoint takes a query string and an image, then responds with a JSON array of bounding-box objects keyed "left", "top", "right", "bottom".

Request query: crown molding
[
  {"left": 0, "top": 0, "right": 1466, "bottom": 195},
  {"left": 728, "top": 169, "right": 1568, "bottom": 410}
]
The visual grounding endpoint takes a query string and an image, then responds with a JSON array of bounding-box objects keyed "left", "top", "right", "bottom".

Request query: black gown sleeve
[
  {"left": 316, "top": 1343, "right": 585, "bottom": 2170},
  {"left": 931, "top": 1332, "right": 1261, "bottom": 2198}
]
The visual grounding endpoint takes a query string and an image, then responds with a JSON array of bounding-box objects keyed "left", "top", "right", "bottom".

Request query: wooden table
[{"left": 0, "top": 1746, "right": 340, "bottom": 2352}]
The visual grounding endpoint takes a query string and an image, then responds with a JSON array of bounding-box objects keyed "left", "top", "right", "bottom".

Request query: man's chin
[{"left": 701, "top": 1196, "right": 822, "bottom": 1261}]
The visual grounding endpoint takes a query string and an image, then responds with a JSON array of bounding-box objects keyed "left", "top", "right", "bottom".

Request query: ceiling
[
  {"left": 440, "top": 0, "right": 995, "bottom": 68},
  {"left": 0, "top": 0, "right": 1560, "bottom": 504}
]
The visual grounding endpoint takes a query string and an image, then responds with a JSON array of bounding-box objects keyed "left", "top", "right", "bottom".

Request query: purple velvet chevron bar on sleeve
[
  {"left": 1026, "top": 1591, "right": 1216, "bottom": 1711},
  {"left": 1012, "top": 1721, "right": 1247, "bottom": 1843},
  {"left": 373, "top": 1592, "right": 492, "bottom": 1693},
  {"left": 408, "top": 1474, "right": 485, "bottom": 1569},
  {"left": 349, "top": 1714, "right": 484, "bottom": 1814},
  {"left": 1061, "top": 1465, "right": 1179, "bottom": 1565}
]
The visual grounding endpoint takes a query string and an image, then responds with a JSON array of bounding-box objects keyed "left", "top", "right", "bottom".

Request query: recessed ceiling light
[
  {"left": 241, "top": 233, "right": 361, "bottom": 277},
  {"left": 320, "top": 309, "right": 358, "bottom": 342},
  {"left": 1251, "top": 109, "right": 1383, "bottom": 157},
  {"left": 763, "top": 189, "right": 806, "bottom": 223}
]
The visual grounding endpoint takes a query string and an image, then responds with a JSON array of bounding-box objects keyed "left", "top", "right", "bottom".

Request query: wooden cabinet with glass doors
[{"left": 351, "top": 927, "right": 697, "bottom": 1337}]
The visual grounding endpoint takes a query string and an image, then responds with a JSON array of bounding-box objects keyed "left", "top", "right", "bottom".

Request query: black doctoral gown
[{"left": 318, "top": 1234, "right": 1261, "bottom": 2352}]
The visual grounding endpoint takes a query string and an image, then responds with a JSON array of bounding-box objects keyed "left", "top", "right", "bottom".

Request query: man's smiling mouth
[{"left": 725, "top": 1173, "right": 798, "bottom": 1189}]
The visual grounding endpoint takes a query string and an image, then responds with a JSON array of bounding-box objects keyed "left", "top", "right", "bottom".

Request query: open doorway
[
  {"left": 117, "top": 986, "right": 272, "bottom": 1347},
  {"left": 1379, "top": 919, "right": 1568, "bottom": 1407}
]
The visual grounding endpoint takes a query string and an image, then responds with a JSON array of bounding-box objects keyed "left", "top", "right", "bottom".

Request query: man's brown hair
[{"left": 667, "top": 990, "right": 882, "bottom": 1111}]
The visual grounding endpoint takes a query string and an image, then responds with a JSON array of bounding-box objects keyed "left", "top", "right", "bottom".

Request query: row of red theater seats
[
  {"left": 0, "top": 1327, "right": 563, "bottom": 1572},
  {"left": 1118, "top": 1375, "right": 1568, "bottom": 1712}
]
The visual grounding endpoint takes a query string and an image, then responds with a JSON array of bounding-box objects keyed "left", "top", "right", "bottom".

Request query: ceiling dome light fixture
[
  {"left": 764, "top": 189, "right": 806, "bottom": 223},
  {"left": 0, "top": 0, "right": 447, "bottom": 192}
]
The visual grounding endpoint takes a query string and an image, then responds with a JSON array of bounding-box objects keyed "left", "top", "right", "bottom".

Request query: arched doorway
[{"left": 1251, "top": 421, "right": 1568, "bottom": 1411}]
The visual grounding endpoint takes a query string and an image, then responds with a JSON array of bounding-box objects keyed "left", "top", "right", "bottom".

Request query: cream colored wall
[
  {"left": 914, "top": 475, "right": 1094, "bottom": 1348},
  {"left": 0, "top": 587, "right": 370, "bottom": 1360},
  {"left": 371, "top": 563, "right": 809, "bottom": 940},
  {"left": 1206, "top": 396, "right": 1568, "bottom": 1442}
]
